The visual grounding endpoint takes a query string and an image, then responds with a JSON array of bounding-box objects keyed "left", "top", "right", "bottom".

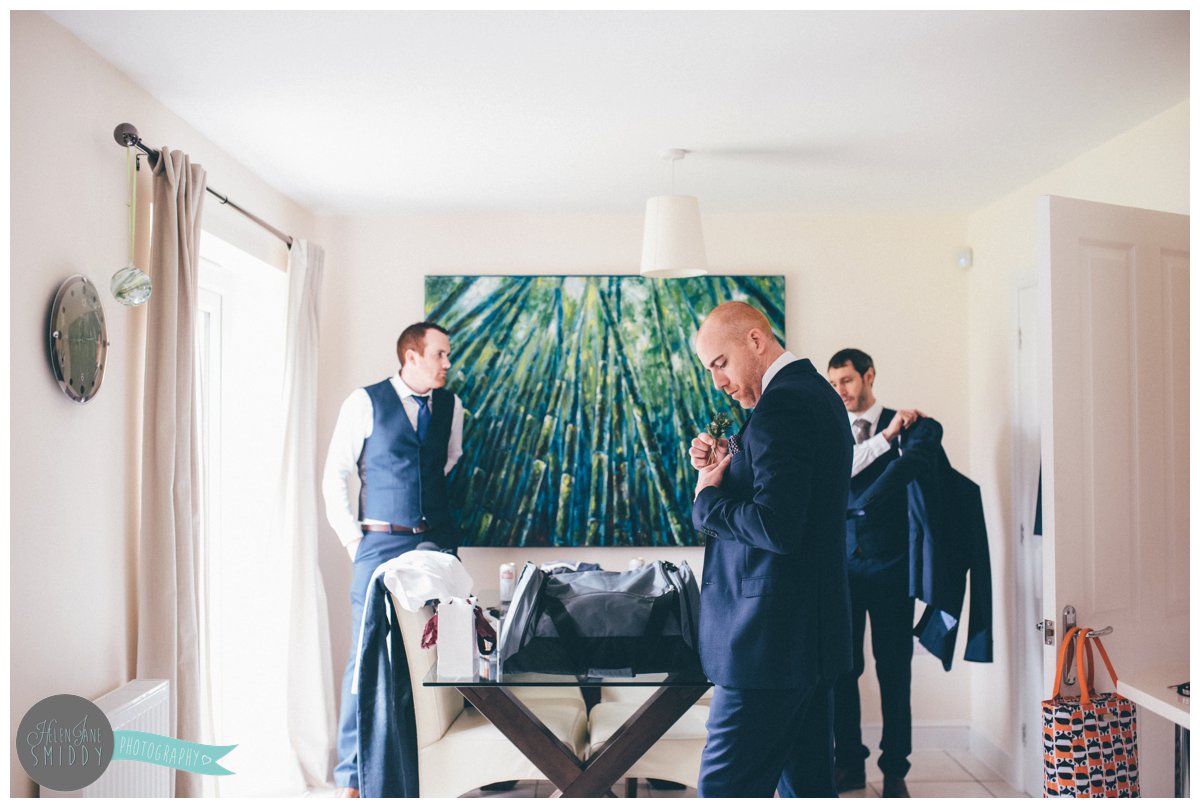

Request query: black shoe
[
  {"left": 479, "top": 781, "right": 518, "bottom": 792},
  {"left": 647, "top": 779, "right": 687, "bottom": 790},
  {"left": 834, "top": 765, "right": 866, "bottom": 793},
  {"left": 881, "top": 776, "right": 909, "bottom": 798}
]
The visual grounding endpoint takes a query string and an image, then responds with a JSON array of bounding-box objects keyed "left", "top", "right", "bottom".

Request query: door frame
[{"left": 1012, "top": 277, "right": 1043, "bottom": 797}]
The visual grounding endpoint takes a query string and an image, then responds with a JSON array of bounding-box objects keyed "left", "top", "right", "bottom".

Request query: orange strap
[
  {"left": 1050, "top": 626, "right": 1083, "bottom": 701},
  {"left": 1051, "top": 626, "right": 1115, "bottom": 704},
  {"left": 1074, "top": 627, "right": 1120, "bottom": 706}
]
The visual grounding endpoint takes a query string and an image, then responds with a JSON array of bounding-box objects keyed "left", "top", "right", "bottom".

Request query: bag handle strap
[
  {"left": 633, "top": 587, "right": 678, "bottom": 672},
  {"left": 1074, "top": 627, "right": 1119, "bottom": 706},
  {"left": 539, "top": 582, "right": 584, "bottom": 673},
  {"left": 1050, "top": 626, "right": 1083, "bottom": 701}
]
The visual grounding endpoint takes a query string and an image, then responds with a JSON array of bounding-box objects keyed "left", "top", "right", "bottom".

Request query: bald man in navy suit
[{"left": 689, "top": 302, "right": 854, "bottom": 798}]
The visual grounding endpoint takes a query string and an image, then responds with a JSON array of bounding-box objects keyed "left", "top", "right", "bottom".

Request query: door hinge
[
  {"left": 1021, "top": 723, "right": 1027, "bottom": 746},
  {"left": 1036, "top": 619, "right": 1054, "bottom": 645}
]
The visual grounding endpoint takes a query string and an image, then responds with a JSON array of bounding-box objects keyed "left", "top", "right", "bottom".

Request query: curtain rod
[{"left": 113, "top": 122, "right": 294, "bottom": 249}]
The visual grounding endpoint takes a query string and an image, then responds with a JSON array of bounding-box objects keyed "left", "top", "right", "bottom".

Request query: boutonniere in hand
[{"left": 691, "top": 412, "right": 733, "bottom": 497}]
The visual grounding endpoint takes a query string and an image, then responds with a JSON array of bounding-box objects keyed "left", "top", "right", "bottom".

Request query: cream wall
[
  {"left": 964, "top": 101, "right": 1188, "bottom": 792},
  {"left": 313, "top": 210, "right": 975, "bottom": 739},
  {"left": 9, "top": 12, "right": 316, "bottom": 797}
]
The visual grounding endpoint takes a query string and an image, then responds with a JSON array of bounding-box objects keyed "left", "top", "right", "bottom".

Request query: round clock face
[{"left": 49, "top": 275, "right": 109, "bottom": 403}]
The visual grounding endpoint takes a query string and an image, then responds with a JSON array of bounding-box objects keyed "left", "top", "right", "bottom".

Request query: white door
[
  {"left": 1038, "top": 195, "right": 1189, "bottom": 696},
  {"left": 1014, "top": 281, "right": 1043, "bottom": 797}
]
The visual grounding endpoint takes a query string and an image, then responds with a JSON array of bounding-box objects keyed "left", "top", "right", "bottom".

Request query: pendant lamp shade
[{"left": 640, "top": 194, "right": 708, "bottom": 278}]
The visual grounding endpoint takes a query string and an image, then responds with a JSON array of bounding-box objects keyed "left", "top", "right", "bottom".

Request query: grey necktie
[{"left": 852, "top": 418, "right": 871, "bottom": 445}]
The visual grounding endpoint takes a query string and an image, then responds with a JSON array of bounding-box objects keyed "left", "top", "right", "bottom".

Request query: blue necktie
[{"left": 414, "top": 395, "right": 430, "bottom": 442}]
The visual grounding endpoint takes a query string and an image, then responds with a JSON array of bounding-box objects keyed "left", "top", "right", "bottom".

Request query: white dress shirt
[
  {"left": 322, "top": 373, "right": 464, "bottom": 547},
  {"left": 848, "top": 399, "right": 893, "bottom": 478},
  {"left": 761, "top": 350, "right": 799, "bottom": 395}
]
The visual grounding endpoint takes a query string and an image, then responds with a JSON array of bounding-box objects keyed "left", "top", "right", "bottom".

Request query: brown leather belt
[{"left": 362, "top": 520, "right": 430, "bottom": 535}]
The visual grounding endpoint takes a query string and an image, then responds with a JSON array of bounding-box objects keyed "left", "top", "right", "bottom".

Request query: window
[{"left": 196, "top": 233, "right": 303, "bottom": 796}]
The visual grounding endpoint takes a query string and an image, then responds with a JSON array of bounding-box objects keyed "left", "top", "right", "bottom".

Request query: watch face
[{"left": 49, "top": 275, "right": 109, "bottom": 403}]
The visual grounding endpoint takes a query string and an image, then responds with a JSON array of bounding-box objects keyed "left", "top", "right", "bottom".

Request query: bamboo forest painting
[{"left": 425, "top": 275, "right": 785, "bottom": 547}]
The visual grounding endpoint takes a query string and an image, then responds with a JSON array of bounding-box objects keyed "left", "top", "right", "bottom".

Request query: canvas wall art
[{"left": 425, "top": 275, "right": 785, "bottom": 547}]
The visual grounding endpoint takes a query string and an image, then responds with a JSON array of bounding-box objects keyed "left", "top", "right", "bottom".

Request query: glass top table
[
  {"left": 422, "top": 664, "right": 711, "bottom": 796},
  {"left": 423, "top": 667, "right": 710, "bottom": 688}
]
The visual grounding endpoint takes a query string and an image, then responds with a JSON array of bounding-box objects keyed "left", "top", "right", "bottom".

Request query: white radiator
[{"left": 40, "top": 679, "right": 173, "bottom": 798}]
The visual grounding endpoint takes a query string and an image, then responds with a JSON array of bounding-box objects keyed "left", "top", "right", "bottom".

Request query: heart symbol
[{"left": 202, "top": 755, "right": 212, "bottom": 765}]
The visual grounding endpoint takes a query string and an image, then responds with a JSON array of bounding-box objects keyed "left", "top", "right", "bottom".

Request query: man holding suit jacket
[
  {"left": 688, "top": 302, "right": 854, "bottom": 798},
  {"left": 827, "top": 348, "right": 942, "bottom": 799}
]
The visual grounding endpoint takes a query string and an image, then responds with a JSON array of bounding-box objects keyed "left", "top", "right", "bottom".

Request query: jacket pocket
[{"left": 740, "top": 575, "right": 779, "bottom": 598}]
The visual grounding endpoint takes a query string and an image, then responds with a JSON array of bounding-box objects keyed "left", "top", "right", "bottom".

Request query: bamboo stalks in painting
[{"left": 427, "top": 275, "right": 784, "bottom": 547}]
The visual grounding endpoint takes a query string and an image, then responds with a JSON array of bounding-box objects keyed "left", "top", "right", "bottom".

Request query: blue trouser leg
[
  {"left": 834, "top": 559, "right": 913, "bottom": 779},
  {"left": 698, "top": 684, "right": 836, "bottom": 798},
  {"left": 833, "top": 575, "right": 871, "bottom": 772},
  {"left": 871, "top": 583, "right": 914, "bottom": 779},
  {"left": 333, "top": 533, "right": 420, "bottom": 789}
]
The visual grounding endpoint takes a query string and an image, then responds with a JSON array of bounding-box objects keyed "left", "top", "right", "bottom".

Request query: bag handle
[
  {"left": 1050, "top": 626, "right": 1083, "bottom": 701},
  {"left": 633, "top": 587, "right": 678, "bottom": 672},
  {"left": 539, "top": 580, "right": 584, "bottom": 673},
  {"left": 1074, "top": 626, "right": 1119, "bottom": 707}
]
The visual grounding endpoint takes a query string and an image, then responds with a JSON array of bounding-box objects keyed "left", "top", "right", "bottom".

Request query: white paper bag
[{"left": 436, "top": 596, "right": 479, "bottom": 680}]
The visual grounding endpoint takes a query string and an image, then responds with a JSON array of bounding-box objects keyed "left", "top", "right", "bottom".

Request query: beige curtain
[
  {"left": 136, "top": 148, "right": 209, "bottom": 798},
  {"left": 281, "top": 240, "right": 336, "bottom": 787}
]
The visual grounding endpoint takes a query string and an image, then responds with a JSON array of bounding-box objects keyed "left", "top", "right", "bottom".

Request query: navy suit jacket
[
  {"left": 908, "top": 446, "right": 994, "bottom": 670},
  {"left": 692, "top": 358, "right": 854, "bottom": 690}
]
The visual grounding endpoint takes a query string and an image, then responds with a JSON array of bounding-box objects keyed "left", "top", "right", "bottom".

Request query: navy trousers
[
  {"left": 333, "top": 532, "right": 422, "bottom": 790},
  {"left": 833, "top": 558, "right": 915, "bottom": 779},
  {"left": 698, "top": 683, "right": 836, "bottom": 798}
]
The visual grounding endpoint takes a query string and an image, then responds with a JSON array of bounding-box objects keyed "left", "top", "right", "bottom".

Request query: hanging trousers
[{"left": 333, "top": 532, "right": 423, "bottom": 790}]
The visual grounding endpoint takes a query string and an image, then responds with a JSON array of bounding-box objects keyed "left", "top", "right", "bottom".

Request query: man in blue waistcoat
[
  {"left": 827, "top": 348, "right": 938, "bottom": 799},
  {"left": 688, "top": 302, "right": 853, "bottom": 797},
  {"left": 322, "top": 321, "right": 463, "bottom": 797}
]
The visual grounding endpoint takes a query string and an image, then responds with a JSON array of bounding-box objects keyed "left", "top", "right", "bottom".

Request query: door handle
[{"left": 1060, "top": 604, "right": 1114, "bottom": 685}]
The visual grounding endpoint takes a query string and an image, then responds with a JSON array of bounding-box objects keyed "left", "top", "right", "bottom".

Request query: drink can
[{"left": 499, "top": 562, "right": 516, "bottom": 604}]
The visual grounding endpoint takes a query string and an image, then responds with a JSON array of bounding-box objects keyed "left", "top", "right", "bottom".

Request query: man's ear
[
  {"left": 863, "top": 367, "right": 876, "bottom": 388},
  {"left": 747, "top": 328, "right": 767, "bottom": 354}
]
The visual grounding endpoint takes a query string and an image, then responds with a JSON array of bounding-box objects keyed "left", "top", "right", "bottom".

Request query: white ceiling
[{"left": 49, "top": 10, "right": 1188, "bottom": 217}]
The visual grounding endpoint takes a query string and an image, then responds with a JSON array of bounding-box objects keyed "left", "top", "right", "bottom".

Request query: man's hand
[
  {"left": 346, "top": 537, "right": 362, "bottom": 562},
  {"left": 689, "top": 433, "right": 729, "bottom": 470},
  {"left": 882, "top": 409, "right": 926, "bottom": 442},
  {"left": 695, "top": 453, "right": 732, "bottom": 498}
]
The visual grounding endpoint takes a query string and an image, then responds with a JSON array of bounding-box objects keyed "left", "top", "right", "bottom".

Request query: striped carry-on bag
[{"left": 1042, "top": 626, "right": 1139, "bottom": 797}]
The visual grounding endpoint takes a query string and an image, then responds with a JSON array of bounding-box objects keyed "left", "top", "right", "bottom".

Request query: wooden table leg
[
  {"left": 457, "top": 686, "right": 586, "bottom": 794},
  {"left": 559, "top": 682, "right": 710, "bottom": 798}
]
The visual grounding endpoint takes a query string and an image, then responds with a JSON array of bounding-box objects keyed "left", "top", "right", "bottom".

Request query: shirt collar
[
  {"left": 849, "top": 399, "right": 884, "bottom": 426},
  {"left": 392, "top": 372, "right": 430, "bottom": 401},
  {"left": 761, "top": 350, "right": 799, "bottom": 394}
]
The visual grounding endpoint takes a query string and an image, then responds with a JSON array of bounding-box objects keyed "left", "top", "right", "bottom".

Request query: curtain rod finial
[{"left": 114, "top": 123, "right": 140, "bottom": 147}]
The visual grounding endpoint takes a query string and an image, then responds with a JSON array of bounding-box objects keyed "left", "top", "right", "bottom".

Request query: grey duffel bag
[{"left": 498, "top": 560, "right": 701, "bottom": 677}]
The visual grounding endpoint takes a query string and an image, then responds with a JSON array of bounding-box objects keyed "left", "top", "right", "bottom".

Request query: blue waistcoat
[
  {"left": 845, "top": 408, "right": 908, "bottom": 562},
  {"left": 357, "top": 380, "right": 453, "bottom": 528}
]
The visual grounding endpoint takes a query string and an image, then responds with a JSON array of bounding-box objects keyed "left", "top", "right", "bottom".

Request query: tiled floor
[{"left": 458, "top": 750, "right": 1032, "bottom": 798}]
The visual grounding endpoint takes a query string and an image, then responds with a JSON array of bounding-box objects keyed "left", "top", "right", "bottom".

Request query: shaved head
[
  {"left": 698, "top": 301, "right": 776, "bottom": 346},
  {"left": 694, "top": 301, "right": 784, "bottom": 409}
]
